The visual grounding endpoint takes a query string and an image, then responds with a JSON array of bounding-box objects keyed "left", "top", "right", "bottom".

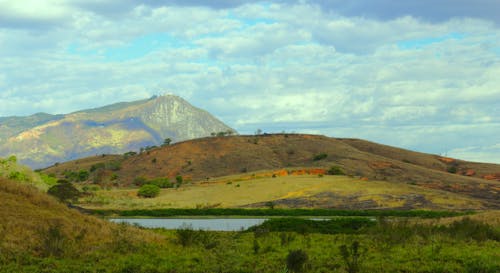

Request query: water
[{"left": 110, "top": 218, "right": 267, "bottom": 231}]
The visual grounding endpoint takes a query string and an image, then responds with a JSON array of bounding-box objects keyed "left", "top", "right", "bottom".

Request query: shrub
[
  {"left": 313, "top": 153, "right": 328, "bottom": 161},
  {"left": 327, "top": 166, "right": 345, "bottom": 175},
  {"left": 106, "top": 161, "right": 122, "bottom": 171},
  {"left": 77, "top": 170, "right": 89, "bottom": 181},
  {"left": 447, "top": 165, "right": 458, "bottom": 173},
  {"left": 90, "top": 163, "right": 105, "bottom": 172},
  {"left": 137, "top": 184, "right": 160, "bottom": 198},
  {"left": 8, "top": 171, "right": 28, "bottom": 182},
  {"left": 176, "top": 175, "right": 183, "bottom": 185},
  {"left": 150, "top": 178, "right": 172, "bottom": 188},
  {"left": 339, "top": 241, "right": 365, "bottom": 273},
  {"left": 176, "top": 225, "right": 197, "bottom": 247},
  {"left": 39, "top": 221, "right": 66, "bottom": 257},
  {"left": 286, "top": 249, "right": 308, "bottom": 273}
]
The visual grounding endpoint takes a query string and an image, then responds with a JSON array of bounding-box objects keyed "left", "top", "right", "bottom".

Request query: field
[
  {"left": 78, "top": 173, "right": 486, "bottom": 210},
  {"left": 1, "top": 164, "right": 499, "bottom": 272},
  {"left": 2, "top": 215, "right": 499, "bottom": 273}
]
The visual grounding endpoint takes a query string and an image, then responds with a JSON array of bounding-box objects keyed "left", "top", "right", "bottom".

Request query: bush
[
  {"left": 150, "top": 178, "right": 172, "bottom": 188},
  {"left": 90, "top": 163, "right": 105, "bottom": 172},
  {"left": 339, "top": 241, "right": 365, "bottom": 273},
  {"left": 176, "top": 175, "right": 183, "bottom": 185},
  {"left": 47, "top": 180, "right": 81, "bottom": 203},
  {"left": 137, "top": 184, "right": 160, "bottom": 198},
  {"left": 327, "top": 166, "right": 345, "bottom": 175},
  {"left": 176, "top": 225, "right": 197, "bottom": 247},
  {"left": 313, "top": 153, "right": 328, "bottom": 161},
  {"left": 286, "top": 249, "right": 308, "bottom": 273},
  {"left": 39, "top": 221, "right": 66, "bottom": 257}
]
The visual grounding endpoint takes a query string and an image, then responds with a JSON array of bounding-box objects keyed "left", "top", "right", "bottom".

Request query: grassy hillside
[
  {"left": 0, "top": 177, "right": 156, "bottom": 261},
  {"left": 44, "top": 134, "right": 500, "bottom": 208},
  {"left": 0, "top": 156, "right": 55, "bottom": 191},
  {"left": 78, "top": 172, "right": 486, "bottom": 210},
  {"left": 1, "top": 176, "right": 499, "bottom": 272}
]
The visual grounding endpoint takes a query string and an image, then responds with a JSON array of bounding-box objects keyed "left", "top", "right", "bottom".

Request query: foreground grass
[{"left": 1, "top": 216, "right": 499, "bottom": 273}]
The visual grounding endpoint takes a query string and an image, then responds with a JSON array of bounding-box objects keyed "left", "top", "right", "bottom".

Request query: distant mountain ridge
[{"left": 0, "top": 95, "right": 235, "bottom": 168}]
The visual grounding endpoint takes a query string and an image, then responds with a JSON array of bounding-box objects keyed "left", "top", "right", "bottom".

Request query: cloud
[
  {"left": 0, "top": 1, "right": 499, "bottom": 163},
  {"left": 448, "top": 144, "right": 500, "bottom": 164},
  {"left": 314, "top": 0, "right": 500, "bottom": 24},
  {"left": 0, "top": 0, "right": 74, "bottom": 29}
]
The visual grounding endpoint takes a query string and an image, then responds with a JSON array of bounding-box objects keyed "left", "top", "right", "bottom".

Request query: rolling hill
[
  {"left": 0, "top": 95, "right": 235, "bottom": 169},
  {"left": 0, "top": 176, "right": 154, "bottom": 259},
  {"left": 43, "top": 134, "right": 500, "bottom": 209}
]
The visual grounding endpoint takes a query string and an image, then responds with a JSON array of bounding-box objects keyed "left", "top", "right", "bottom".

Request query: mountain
[
  {"left": 0, "top": 95, "right": 235, "bottom": 169},
  {"left": 43, "top": 134, "right": 500, "bottom": 209}
]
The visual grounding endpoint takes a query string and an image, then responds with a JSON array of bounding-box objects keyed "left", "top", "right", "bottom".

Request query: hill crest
[{"left": 44, "top": 134, "right": 500, "bottom": 208}]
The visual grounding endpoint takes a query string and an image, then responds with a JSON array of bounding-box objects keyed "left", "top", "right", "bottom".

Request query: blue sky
[{"left": 0, "top": 0, "right": 499, "bottom": 163}]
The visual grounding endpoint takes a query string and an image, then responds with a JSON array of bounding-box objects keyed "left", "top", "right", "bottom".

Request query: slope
[
  {"left": 44, "top": 134, "right": 500, "bottom": 208},
  {"left": 0, "top": 177, "right": 154, "bottom": 259}
]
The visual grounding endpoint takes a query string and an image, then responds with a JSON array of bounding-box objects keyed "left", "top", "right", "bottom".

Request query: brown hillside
[
  {"left": 0, "top": 178, "right": 154, "bottom": 257},
  {"left": 43, "top": 134, "right": 500, "bottom": 208}
]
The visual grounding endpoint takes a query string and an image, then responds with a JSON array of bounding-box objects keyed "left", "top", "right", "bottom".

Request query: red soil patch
[
  {"left": 483, "top": 173, "right": 500, "bottom": 181},
  {"left": 369, "top": 161, "right": 394, "bottom": 169},
  {"left": 462, "top": 169, "right": 476, "bottom": 176},
  {"left": 438, "top": 157, "right": 455, "bottom": 163}
]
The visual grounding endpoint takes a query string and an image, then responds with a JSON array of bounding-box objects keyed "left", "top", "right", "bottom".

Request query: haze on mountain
[{"left": 0, "top": 95, "right": 235, "bottom": 169}]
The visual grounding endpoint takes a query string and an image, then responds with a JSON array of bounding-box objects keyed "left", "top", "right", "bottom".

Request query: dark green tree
[
  {"left": 47, "top": 180, "right": 80, "bottom": 203},
  {"left": 163, "top": 138, "right": 172, "bottom": 146}
]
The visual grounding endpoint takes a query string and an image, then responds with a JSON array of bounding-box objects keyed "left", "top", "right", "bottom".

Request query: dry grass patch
[{"left": 79, "top": 174, "right": 485, "bottom": 210}]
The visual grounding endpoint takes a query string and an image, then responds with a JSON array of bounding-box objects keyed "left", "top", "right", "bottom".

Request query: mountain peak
[{"left": 0, "top": 96, "right": 235, "bottom": 168}]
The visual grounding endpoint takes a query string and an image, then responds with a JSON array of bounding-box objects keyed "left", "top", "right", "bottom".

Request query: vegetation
[
  {"left": 0, "top": 156, "right": 55, "bottom": 190},
  {"left": 78, "top": 174, "right": 486, "bottom": 210},
  {"left": 137, "top": 184, "right": 160, "bottom": 198},
  {"left": 47, "top": 180, "right": 81, "bottom": 203},
  {"left": 91, "top": 208, "right": 469, "bottom": 218},
  {"left": 312, "top": 153, "right": 328, "bottom": 161},
  {"left": 134, "top": 176, "right": 173, "bottom": 188},
  {"left": 1, "top": 214, "right": 498, "bottom": 272},
  {"left": 1, "top": 175, "right": 499, "bottom": 272},
  {"left": 162, "top": 138, "right": 172, "bottom": 146},
  {"left": 286, "top": 249, "right": 309, "bottom": 273},
  {"left": 247, "top": 218, "right": 376, "bottom": 234},
  {"left": 327, "top": 165, "right": 345, "bottom": 175}
]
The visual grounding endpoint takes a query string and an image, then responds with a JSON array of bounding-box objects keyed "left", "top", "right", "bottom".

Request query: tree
[
  {"left": 137, "top": 184, "right": 160, "bottom": 198},
  {"left": 47, "top": 180, "right": 80, "bottom": 203},
  {"left": 163, "top": 138, "right": 172, "bottom": 146}
]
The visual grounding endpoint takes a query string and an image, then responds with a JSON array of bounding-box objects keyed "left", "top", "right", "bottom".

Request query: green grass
[{"left": 2, "top": 217, "right": 499, "bottom": 273}]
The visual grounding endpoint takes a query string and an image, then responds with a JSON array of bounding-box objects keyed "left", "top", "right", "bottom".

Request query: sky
[{"left": 0, "top": 0, "right": 499, "bottom": 163}]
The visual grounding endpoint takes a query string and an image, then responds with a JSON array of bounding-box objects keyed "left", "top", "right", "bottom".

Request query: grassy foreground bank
[{"left": 2, "top": 216, "right": 499, "bottom": 273}]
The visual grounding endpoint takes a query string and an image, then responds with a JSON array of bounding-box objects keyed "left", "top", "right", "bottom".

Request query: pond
[{"left": 110, "top": 218, "right": 268, "bottom": 231}]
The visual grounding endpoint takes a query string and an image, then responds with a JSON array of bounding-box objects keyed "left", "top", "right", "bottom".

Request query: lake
[{"left": 110, "top": 218, "right": 268, "bottom": 231}]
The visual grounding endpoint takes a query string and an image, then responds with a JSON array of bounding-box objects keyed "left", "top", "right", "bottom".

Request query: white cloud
[{"left": 0, "top": 1, "right": 499, "bottom": 163}]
